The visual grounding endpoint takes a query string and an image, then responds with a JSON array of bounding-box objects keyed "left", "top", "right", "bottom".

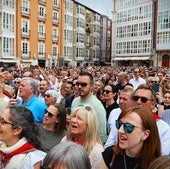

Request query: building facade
[
  {"left": 112, "top": 0, "right": 170, "bottom": 67},
  {"left": 0, "top": 0, "right": 112, "bottom": 67}
]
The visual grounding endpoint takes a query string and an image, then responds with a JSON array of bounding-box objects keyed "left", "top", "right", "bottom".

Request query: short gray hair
[
  {"left": 22, "top": 77, "right": 38, "bottom": 94},
  {"left": 42, "top": 141, "right": 91, "bottom": 169}
]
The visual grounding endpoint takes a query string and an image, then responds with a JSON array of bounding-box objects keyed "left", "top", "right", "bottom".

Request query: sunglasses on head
[
  {"left": 133, "top": 95, "right": 152, "bottom": 103},
  {"left": 76, "top": 82, "right": 88, "bottom": 87},
  {"left": 103, "top": 90, "right": 112, "bottom": 94},
  {"left": 116, "top": 119, "right": 141, "bottom": 133},
  {"left": 45, "top": 110, "right": 58, "bottom": 118}
]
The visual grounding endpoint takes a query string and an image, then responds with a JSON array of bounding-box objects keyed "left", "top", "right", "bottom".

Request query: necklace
[{"left": 124, "top": 154, "right": 139, "bottom": 169}]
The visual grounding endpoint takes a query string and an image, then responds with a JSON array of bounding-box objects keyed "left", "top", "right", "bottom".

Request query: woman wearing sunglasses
[
  {"left": 61, "top": 105, "right": 104, "bottom": 169},
  {"left": 38, "top": 103, "right": 66, "bottom": 153},
  {"left": 100, "top": 106, "right": 161, "bottom": 169},
  {"left": 0, "top": 105, "right": 46, "bottom": 169},
  {"left": 102, "top": 84, "right": 119, "bottom": 121}
]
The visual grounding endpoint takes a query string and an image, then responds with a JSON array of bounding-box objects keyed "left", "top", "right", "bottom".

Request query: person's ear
[
  {"left": 13, "top": 126, "right": 23, "bottom": 136},
  {"left": 141, "top": 130, "right": 150, "bottom": 141}
]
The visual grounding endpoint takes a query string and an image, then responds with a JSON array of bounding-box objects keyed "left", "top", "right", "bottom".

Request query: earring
[{"left": 141, "top": 138, "right": 145, "bottom": 141}]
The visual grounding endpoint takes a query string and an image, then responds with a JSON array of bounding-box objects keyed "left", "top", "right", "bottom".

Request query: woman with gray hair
[
  {"left": 41, "top": 141, "right": 91, "bottom": 169},
  {"left": 0, "top": 105, "right": 46, "bottom": 169}
]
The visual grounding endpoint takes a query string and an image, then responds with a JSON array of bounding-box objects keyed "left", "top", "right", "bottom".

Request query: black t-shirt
[
  {"left": 102, "top": 146, "right": 141, "bottom": 169},
  {"left": 116, "top": 83, "right": 133, "bottom": 92}
]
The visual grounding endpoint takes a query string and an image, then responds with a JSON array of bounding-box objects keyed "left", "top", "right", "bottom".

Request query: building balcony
[
  {"left": 21, "top": 51, "right": 31, "bottom": 58},
  {"left": 85, "top": 55, "right": 90, "bottom": 60},
  {"left": 53, "top": 3, "right": 60, "bottom": 10},
  {"left": 21, "top": 29, "right": 30, "bottom": 38},
  {"left": 38, "top": 32, "right": 46, "bottom": 40},
  {"left": 38, "top": 52, "right": 46, "bottom": 58},
  {"left": 52, "top": 35, "right": 59, "bottom": 43},
  {"left": 38, "top": 14, "right": 46, "bottom": 21},
  {"left": 53, "top": 18, "right": 59, "bottom": 25},
  {"left": 39, "top": 0, "right": 46, "bottom": 5},
  {"left": 85, "top": 42, "right": 91, "bottom": 48},
  {"left": 21, "top": 7, "right": 30, "bottom": 17}
]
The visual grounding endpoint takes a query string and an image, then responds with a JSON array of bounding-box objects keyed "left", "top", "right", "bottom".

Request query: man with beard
[{"left": 71, "top": 71, "right": 107, "bottom": 143}]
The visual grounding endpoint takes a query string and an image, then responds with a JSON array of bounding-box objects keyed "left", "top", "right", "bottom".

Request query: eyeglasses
[
  {"left": 44, "top": 94, "right": 51, "bottom": 98},
  {"left": 45, "top": 110, "right": 58, "bottom": 118},
  {"left": 116, "top": 119, "right": 141, "bottom": 133},
  {"left": 133, "top": 95, "right": 152, "bottom": 103},
  {"left": 0, "top": 116, "right": 14, "bottom": 126},
  {"left": 76, "top": 82, "right": 88, "bottom": 87},
  {"left": 103, "top": 90, "right": 112, "bottom": 94}
]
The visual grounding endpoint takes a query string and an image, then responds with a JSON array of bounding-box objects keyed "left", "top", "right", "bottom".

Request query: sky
[{"left": 76, "top": 0, "right": 113, "bottom": 18}]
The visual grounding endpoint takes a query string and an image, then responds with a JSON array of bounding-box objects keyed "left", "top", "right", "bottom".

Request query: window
[
  {"left": 53, "top": 12, "right": 58, "bottom": 22},
  {"left": 52, "top": 28, "right": 58, "bottom": 41},
  {"left": 76, "top": 48, "right": 83, "bottom": 57},
  {"left": 38, "top": 43, "right": 45, "bottom": 57},
  {"left": 52, "top": 45, "right": 58, "bottom": 57},
  {"left": 22, "top": 20, "right": 29, "bottom": 33},
  {"left": 3, "top": 37, "right": 15, "bottom": 57},
  {"left": 22, "top": 0, "right": 29, "bottom": 13},
  {"left": 39, "top": 6, "right": 45, "bottom": 18},
  {"left": 53, "top": 0, "right": 58, "bottom": 6},
  {"left": 38, "top": 24, "right": 45, "bottom": 38},
  {"left": 22, "top": 41, "right": 29, "bottom": 57}
]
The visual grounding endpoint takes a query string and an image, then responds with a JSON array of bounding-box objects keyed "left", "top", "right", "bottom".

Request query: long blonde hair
[{"left": 67, "top": 105, "right": 101, "bottom": 153}]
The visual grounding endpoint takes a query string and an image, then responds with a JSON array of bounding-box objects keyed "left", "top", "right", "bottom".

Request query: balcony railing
[
  {"left": 21, "top": 29, "right": 30, "bottom": 38},
  {"left": 53, "top": 18, "right": 59, "bottom": 25},
  {"left": 38, "top": 14, "right": 46, "bottom": 21},
  {"left": 21, "top": 7, "right": 30, "bottom": 17},
  {"left": 52, "top": 35, "right": 59, "bottom": 42},
  {"left": 38, "top": 32, "right": 46, "bottom": 40},
  {"left": 39, "top": 0, "right": 46, "bottom": 5}
]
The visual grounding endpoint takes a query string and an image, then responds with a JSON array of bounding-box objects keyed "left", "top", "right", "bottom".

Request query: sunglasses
[
  {"left": 76, "top": 82, "right": 88, "bottom": 87},
  {"left": 116, "top": 119, "right": 141, "bottom": 133},
  {"left": 103, "top": 90, "right": 112, "bottom": 94},
  {"left": 44, "top": 94, "right": 51, "bottom": 98},
  {"left": 14, "top": 81, "right": 20, "bottom": 84},
  {"left": 133, "top": 95, "right": 152, "bottom": 103},
  {"left": 79, "top": 105, "right": 92, "bottom": 111},
  {"left": 0, "top": 116, "right": 15, "bottom": 126},
  {"left": 45, "top": 110, "right": 58, "bottom": 118},
  {"left": 150, "top": 81, "right": 157, "bottom": 83}
]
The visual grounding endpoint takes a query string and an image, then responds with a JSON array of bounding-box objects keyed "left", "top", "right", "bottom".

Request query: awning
[
  {"left": 0, "top": 59, "right": 19, "bottom": 63},
  {"left": 114, "top": 57, "right": 150, "bottom": 61}
]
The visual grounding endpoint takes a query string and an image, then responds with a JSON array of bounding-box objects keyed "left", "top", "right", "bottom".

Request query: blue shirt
[{"left": 19, "top": 95, "right": 47, "bottom": 123}]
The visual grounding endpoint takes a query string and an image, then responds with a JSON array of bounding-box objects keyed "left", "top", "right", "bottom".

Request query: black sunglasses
[
  {"left": 150, "top": 81, "right": 157, "bottom": 83},
  {"left": 44, "top": 94, "right": 51, "bottom": 98},
  {"left": 103, "top": 90, "right": 112, "bottom": 94},
  {"left": 116, "top": 119, "right": 141, "bottom": 133},
  {"left": 76, "top": 82, "right": 88, "bottom": 87},
  {"left": 133, "top": 95, "right": 152, "bottom": 103},
  {"left": 14, "top": 81, "right": 20, "bottom": 84},
  {"left": 45, "top": 110, "right": 58, "bottom": 118}
]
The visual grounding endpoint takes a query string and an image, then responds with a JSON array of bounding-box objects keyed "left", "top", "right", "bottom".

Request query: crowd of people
[{"left": 0, "top": 64, "right": 170, "bottom": 169}]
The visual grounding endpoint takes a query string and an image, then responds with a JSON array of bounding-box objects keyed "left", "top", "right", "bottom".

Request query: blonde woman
[{"left": 61, "top": 105, "right": 104, "bottom": 169}]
